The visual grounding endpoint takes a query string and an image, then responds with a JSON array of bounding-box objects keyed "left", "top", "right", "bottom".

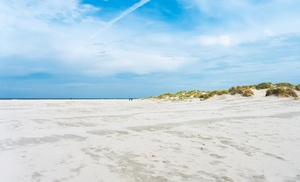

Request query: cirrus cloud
[{"left": 1, "top": 0, "right": 300, "bottom": 98}]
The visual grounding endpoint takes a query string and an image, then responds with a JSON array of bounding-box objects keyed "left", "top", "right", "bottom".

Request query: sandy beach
[{"left": 1, "top": 92, "right": 300, "bottom": 182}]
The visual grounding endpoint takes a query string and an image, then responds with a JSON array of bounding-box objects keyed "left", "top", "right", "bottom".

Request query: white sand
[{"left": 1, "top": 94, "right": 300, "bottom": 182}]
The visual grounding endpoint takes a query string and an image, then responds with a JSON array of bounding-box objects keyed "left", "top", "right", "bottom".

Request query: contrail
[{"left": 89, "top": 0, "right": 150, "bottom": 39}]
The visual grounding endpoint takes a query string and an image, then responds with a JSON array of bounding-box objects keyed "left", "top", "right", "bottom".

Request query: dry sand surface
[{"left": 1, "top": 92, "right": 300, "bottom": 182}]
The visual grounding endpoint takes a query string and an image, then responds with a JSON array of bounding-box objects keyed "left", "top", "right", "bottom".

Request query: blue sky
[{"left": 1, "top": 0, "right": 300, "bottom": 98}]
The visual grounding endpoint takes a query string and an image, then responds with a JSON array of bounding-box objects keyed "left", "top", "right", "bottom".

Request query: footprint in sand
[{"left": 210, "top": 153, "right": 227, "bottom": 159}]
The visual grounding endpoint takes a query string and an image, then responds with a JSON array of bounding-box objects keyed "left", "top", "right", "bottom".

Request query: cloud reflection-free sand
[{"left": 1, "top": 93, "right": 300, "bottom": 181}]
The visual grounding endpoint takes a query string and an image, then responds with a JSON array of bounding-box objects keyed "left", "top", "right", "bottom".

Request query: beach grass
[
  {"left": 275, "top": 82, "right": 295, "bottom": 89},
  {"left": 149, "top": 82, "right": 298, "bottom": 100},
  {"left": 266, "top": 87, "right": 298, "bottom": 99},
  {"left": 295, "top": 84, "right": 300, "bottom": 91},
  {"left": 255, "top": 82, "right": 273, "bottom": 90},
  {"left": 228, "top": 86, "right": 254, "bottom": 97}
]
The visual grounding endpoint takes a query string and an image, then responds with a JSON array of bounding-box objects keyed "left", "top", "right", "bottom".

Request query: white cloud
[
  {"left": 0, "top": 0, "right": 101, "bottom": 56},
  {"left": 195, "top": 35, "right": 236, "bottom": 47},
  {"left": 1, "top": 0, "right": 300, "bottom": 82},
  {"left": 0, "top": 0, "right": 189, "bottom": 77},
  {"left": 90, "top": 0, "right": 150, "bottom": 39},
  {"left": 1, "top": 0, "right": 300, "bottom": 98},
  {"left": 264, "top": 29, "right": 275, "bottom": 37},
  {"left": 182, "top": 0, "right": 300, "bottom": 41}
]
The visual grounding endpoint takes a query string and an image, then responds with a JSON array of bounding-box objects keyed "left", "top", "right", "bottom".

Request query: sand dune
[{"left": 1, "top": 95, "right": 300, "bottom": 181}]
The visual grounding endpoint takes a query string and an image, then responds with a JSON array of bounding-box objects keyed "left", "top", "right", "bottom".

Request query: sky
[{"left": 1, "top": 0, "right": 300, "bottom": 98}]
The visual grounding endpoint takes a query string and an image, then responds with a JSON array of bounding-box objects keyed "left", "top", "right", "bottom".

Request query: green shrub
[
  {"left": 255, "top": 82, "right": 273, "bottom": 90},
  {"left": 149, "top": 82, "right": 299, "bottom": 100},
  {"left": 246, "top": 85, "right": 254, "bottom": 89},
  {"left": 186, "top": 90, "right": 202, "bottom": 98},
  {"left": 172, "top": 91, "right": 184, "bottom": 99},
  {"left": 154, "top": 90, "right": 204, "bottom": 100},
  {"left": 200, "top": 90, "right": 228, "bottom": 100},
  {"left": 175, "top": 90, "right": 204, "bottom": 99},
  {"left": 229, "top": 86, "right": 254, "bottom": 97},
  {"left": 242, "top": 89, "right": 254, "bottom": 97},
  {"left": 229, "top": 87, "right": 242, "bottom": 95},
  {"left": 199, "top": 92, "right": 214, "bottom": 100},
  {"left": 175, "top": 91, "right": 187, "bottom": 95},
  {"left": 275, "top": 82, "right": 295, "bottom": 89},
  {"left": 213, "top": 90, "right": 229, "bottom": 95},
  {"left": 266, "top": 87, "right": 298, "bottom": 99},
  {"left": 237, "top": 86, "right": 245, "bottom": 94},
  {"left": 215, "top": 90, "right": 228, "bottom": 95},
  {"left": 156, "top": 93, "right": 174, "bottom": 99}
]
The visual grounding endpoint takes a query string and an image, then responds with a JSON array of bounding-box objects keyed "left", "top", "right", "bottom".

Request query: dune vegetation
[
  {"left": 199, "top": 90, "right": 228, "bottom": 100},
  {"left": 266, "top": 87, "right": 298, "bottom": 99},
  {"left": 149, "top": 82, "right": 299, "bottom": 100},
  {"left": 154, "top": 90, "right": 202, "bottom": 100},
  {"left": 265, "top": 83, "right": 299, "bottom": 99},
  {"left": 255, "top": 82, "right": 273, "bottom": 90},
  {"left": 228, "top": 86, "right": 254, "bottom": 97},
  {"left": 296, "top": 84, "right": 300, "bottom": 91},
  {"left": 275, "top": 82, "right": 295, "bottom": 89}
]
